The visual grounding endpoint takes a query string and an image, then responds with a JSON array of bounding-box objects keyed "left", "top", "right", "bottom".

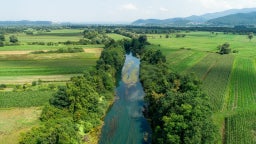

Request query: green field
[
  {"left": 147, "top": 31, "right": 256, "bottom": 143},
  {"left": 0, "top": 107, "right": 41, "bottom": 144},
  {"left": 107, "top": 33, "right": 129, "bottom": 41},
  {"left": 0, "top": 29, "right": 103, "bottom": 143}
]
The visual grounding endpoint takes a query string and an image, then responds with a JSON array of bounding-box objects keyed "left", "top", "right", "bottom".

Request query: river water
[{"left": 99, "top": 53, "right": 151, "bottom": 144}]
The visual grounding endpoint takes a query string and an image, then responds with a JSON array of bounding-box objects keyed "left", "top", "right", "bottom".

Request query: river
[{"left": 99, "top": 53, "right": 151, "bottom": 144}]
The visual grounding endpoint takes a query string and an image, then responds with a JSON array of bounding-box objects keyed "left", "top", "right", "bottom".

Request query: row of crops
[
  {"left": 227, "top": 57, "right": 256, "bottom": 110},
  {"left": 188, "top": 53, "right": 234, "bottom": 111},
  {"left": 225, "top": 110, "right": 256, "bottom": 144},
  {"left": 0, "top": 91, "right": 54, "bottom": 107},
  {"left": 188, "top": 53, "right": 256, "bottom": 143}
]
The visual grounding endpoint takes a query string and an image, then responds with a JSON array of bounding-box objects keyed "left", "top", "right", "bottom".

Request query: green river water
[{"left": 99, "top": 53, "right": 151, "bottom": 144}]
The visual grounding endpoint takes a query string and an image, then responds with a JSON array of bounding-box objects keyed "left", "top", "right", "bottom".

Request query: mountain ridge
[{"left": 132, "top": 7, "right": 256, "bottom": 26}]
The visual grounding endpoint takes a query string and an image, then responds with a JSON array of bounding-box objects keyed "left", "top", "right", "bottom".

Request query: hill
[
  {"left": 132, "top": 18, "right": 191, "bottom": 26},
  {"left": 208, "top": 12, "right": 256, "bottom": 26},
  {"left": 132, "top": 7, "right": 256, "bottom": 26}
]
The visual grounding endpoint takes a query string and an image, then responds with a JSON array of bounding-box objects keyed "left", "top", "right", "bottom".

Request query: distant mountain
[
  {"left": 0, "top": 20, "right": 52, "bottom": 26},
  {"left": 208, "top": 12, "right": 256, "bottom": 26},
  {"left": 201, "top": 7, "right": 256, "bottom": 20},
  {"left": 132, "top": 18, "right": 191, "bottom": 26},
  {"left": 132, "top": 7, "right": 256, "bottom": 26}
]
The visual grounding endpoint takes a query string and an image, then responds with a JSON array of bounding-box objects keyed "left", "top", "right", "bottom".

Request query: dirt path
[
  {"left": 0, "top": 74, "right": 81, "bottom": 84},
  {"left": 0, "top": 51, "right": 32, "bottom": 55}
]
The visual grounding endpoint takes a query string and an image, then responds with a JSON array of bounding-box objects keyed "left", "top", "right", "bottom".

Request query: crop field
[
  {"left": 147, "top": 31, "right": 256, "bottom": 143},
  {"left": 227, "top": 57, "right": 256, "bottom": 110},
  {"left": 107, "top": 33, "right": 129, "bottom": 41},
  {"left": 0, "top": 91, "right": 54, "bottom": 108},
  {"left": 0, "top": 49, "right": 101, "bottom": 83},
  {"left": 225, "top": 110, "right": 256, "bottom": 144},
  {"left": 0, "top": 107, "right": 41, "bottom": 144}
]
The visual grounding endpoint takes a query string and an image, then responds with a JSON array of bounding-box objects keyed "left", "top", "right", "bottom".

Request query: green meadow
[{"left": 147, "top": 31, "right": 256, "bottom": 143}]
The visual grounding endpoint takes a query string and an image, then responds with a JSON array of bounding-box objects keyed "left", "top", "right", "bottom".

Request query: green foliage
[
  {"left": 96, "top": 40, "right": 125, "bottom": 75},
  {"left": 40, "top": 105, "right": 71, "bottom": 121},
  {"left": 0, "top": 41, "right": 4, "bottom": 47},
  {"left": 141, "top": 49, "right": 166, "bottom": 65},
  {"left": 248, "top": 32, "right": 254, "bottom": 41},
  {"left": 0, "top": 34, "right": 5, "bottom": 41},
  {"left": 50, "top": 86, "right": 70, "bottom": 109},
  {"left": 0, "top": 84, "right": 7, "bottom": 90},
  {"left": 83, "top": 29, "right": 112, "bottom": 45},
  {"left": 9, "top": 35, "right": 18, "bottom": 43},
  {"left": 138, "top": 43, "right": 218, "bottom": 143},
  {"left": 218, "top": 42, "right": 231, "bottom": 54},
  {"left": 20, "top": 118, "right": 80, "bottom": 144},
  {"left": 31, "top": 47, "right": 84, "bottom": 54},
  {"left": 176, "top": 34, "right": 186, "bottom": 38}
]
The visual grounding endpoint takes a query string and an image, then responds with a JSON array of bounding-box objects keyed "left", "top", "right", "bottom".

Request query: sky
[{"left": 1, "top": 0, "right": 256, "bottom": 23}]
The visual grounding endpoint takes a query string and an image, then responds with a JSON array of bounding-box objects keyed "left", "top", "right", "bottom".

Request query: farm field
[
  {"left": 0, "top": 107, "right": 41, "bottom": 144},
  {"left": 0, "top": 28, "right": 106, "bottom": 143},
  {"left": 147, "top": 31, "right": 256, "bottom": 143}
]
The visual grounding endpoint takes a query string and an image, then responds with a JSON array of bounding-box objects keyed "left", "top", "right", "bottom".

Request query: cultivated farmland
[{"left": 147, "top": 31, "right": 256, "bottom": 143}]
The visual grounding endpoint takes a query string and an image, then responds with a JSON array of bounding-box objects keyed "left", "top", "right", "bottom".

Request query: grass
[
  {"left": 147, "top": 31, "right": 256, "bottom": 143},
  {"left": 0, "top": 44, "right": 104, "bottom": 51},
  {"left": 107, "top": 33, "right": 129, "bottom": 41},
  {"left": 0, "top": 90, "right": 54, "bottom": 108},
  {"left": 0, "top": 107, "right": 41, "bottom": 144}
]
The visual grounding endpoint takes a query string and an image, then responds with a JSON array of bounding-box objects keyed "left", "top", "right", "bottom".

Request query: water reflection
[{"left": 99, "top": 53, "right": 151, "bottom": 144}]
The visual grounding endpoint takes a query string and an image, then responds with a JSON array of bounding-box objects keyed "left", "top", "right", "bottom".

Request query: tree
[
  {"left": 0, "top": 34, "right": 5, "bottom": 41},
  {"left": 218, "top": 42, "right": 231, "bottom": 54},
  {"left": 248, "top": 32, "right": 254, "bottom": 41},
  {"left": 0, "top": 41, "right": 4, "bottom": 47},
  {"left": 9, "top": 35, "right": 18, "bottom": 43}
]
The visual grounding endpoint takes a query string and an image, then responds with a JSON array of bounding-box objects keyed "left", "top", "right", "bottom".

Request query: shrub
[{"left": 0, "top": 84, "right": 7, "bottom": 90}]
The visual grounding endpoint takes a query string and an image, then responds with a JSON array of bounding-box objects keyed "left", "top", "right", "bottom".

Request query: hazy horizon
[{"left": 1, "top": 0, "right": 256, "bottom": 23}]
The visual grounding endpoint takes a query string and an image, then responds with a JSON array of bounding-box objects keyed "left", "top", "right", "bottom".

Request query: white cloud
[
  {"left": 121, "top": 3, "right": 137, "bottom": 10},
  {"left": 160, "top": 7, "right": 169, "bottom": 12}
]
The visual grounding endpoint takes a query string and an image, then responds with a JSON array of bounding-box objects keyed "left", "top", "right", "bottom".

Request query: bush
[
  {"left": 0, "top": 84, "right": 7, "bottom": 90},
  {"left": 218, "top": 42, "right": 231, "bottom": 54},
  {"left": 233, "top": 50, "right": 239, "bottom": 53},
  {"left": 32, "top": 81, "right": 37, "bottom": 86},
  {"left": 0, "top": 41, "right": 4, "bottom": 47}
]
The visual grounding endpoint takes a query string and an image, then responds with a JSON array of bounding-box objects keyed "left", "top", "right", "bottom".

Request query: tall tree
[
  {"left": 9, "top": 35, "right": 18, "bottom": 43},
  {"left": 0, "top": 34, "right": 5, "bottom": 41},
  {"left": 248, "top": 32, "right": 254, "bottom": 41}
]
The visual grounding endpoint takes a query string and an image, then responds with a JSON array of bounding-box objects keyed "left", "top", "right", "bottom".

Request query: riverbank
[{"left": 84, "top": 96, "right": 116, "bottom": 144}]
